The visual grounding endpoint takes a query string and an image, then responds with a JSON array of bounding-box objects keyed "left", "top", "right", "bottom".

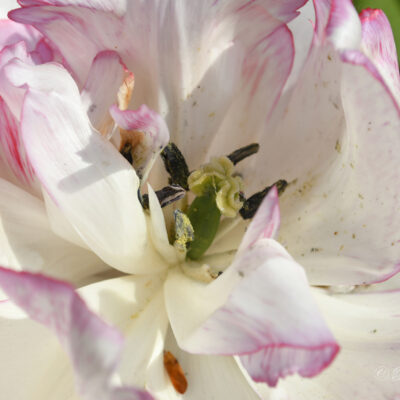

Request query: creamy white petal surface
[{"left": 0, "top": 0, "right": 398, "bottom": 399}]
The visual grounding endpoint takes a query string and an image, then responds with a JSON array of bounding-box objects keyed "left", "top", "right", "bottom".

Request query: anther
[
  {"left": 160, "top": 143, "right": 190, "bottom": 190},
  {"left": 141, "top": 184, "right": 186, "bottom": 209},
  {"left": 227, "top": 143, "right": 259, "bottom": 165},
  {"left": 239, "top": 179, "right": 288, "bottom": 219}
]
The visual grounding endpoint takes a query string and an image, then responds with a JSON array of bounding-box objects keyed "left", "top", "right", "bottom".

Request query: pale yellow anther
[{"left": 188, "top": 156, "right": 244, "bottom": 217}]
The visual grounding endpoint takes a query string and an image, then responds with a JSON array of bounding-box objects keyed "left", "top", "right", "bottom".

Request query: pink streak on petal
[
  {"left": 241, "top": 341, "right": 339, "bottom": 386},
  {"left": 0, "top": 96, "right": 34, "bottom": 184},
  {"left": 238, "top": 186, "right": 280, "bottom": 253},
  {"left": 31, "top": 37, "right": 54, "bottom": 64},
  {"left": 0, "top": 266, "right": 153, "bottom": 400},
  {"left": 110, "top": 104, "right": 169, "bottom": 147}
]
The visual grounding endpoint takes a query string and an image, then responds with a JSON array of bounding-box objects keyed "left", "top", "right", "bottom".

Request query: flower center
[{"left": 142, "top": 142, "right": 287, "bottom": 269}]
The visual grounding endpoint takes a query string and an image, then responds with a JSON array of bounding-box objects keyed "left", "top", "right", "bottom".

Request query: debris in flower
[
  {"left": 174, "top": 209, "right": 194, "bottom": 257},
  {"left": 239, "top": 179, "right": 288, "bottom": 219},
  {"left": 141, "top": 184, "right": 186, "bottom": 209},
  {"left": 227, "top": 143, "right": 260, "bottom": 165},
  {"left": 163, "top": 351, "right": 188, "bottom": 394},
  {"left": 119, "top": 130, "right": 145, "bottom": 166},
  {"left": 161, "top": 142, "right": 190, "bottom": 190}
]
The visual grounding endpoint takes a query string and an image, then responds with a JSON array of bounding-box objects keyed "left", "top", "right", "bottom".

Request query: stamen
[
  {"left": 161, "top": 143, "right": 190, "bottom": 190},
  {"left": 174, "top": 209, "right": 194, "bottom": 257},
  {"left": 141, "top": 184, "right": 186, "bottom": 209},
  {"left": 239, "top": 179, "right": 288, "bottom": 219},
  {"left": 227, "top": 143, "right": 259, "bottom": 165}
]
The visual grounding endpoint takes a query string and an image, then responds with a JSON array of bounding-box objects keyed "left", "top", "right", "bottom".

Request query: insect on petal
[{"left": 163, "top": 350, "right": 188, "bottom": 394}]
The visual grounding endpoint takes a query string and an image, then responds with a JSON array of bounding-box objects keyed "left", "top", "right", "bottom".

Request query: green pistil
[
  {"left": 185, "top": 156, "right": 244, "bottom": 260},
  {"left": 186, "top": 195, "right": 221, "bottom": 260}
]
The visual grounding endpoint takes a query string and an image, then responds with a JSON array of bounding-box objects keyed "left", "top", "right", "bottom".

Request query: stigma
[{"left": 188, "top": 156, "right": 244, "bottom": 218}]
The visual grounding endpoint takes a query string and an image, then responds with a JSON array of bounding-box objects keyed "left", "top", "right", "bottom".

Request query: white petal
[
  {"left": 0, "top": 268, "right": 154, "bottom": 400},
  {"left": 147, "top": 185, "right": 177, "bottom": 264},
  {"left": 77, "top": 275, "right": 168, "bottom": 392},
  {"left": 5, "top": 59, "right": 166, "bottom": 274},
  {"left": 272, "top": 1, "right": 400, "bottom": 285},
  {"left": 0, "top": 299, "right": 74, "bottom": 400},
  {"left": 155, "top": 328, "right": 261, "bottom": 400},
  {"left": 285, "top": 0, "right": 315, "bottom": 91},
  {"left": 81, "top": 50, "right": 129, "bottom": 135},
  {"left": 0, "top": 177, "right": 108, "bottom": 285}
]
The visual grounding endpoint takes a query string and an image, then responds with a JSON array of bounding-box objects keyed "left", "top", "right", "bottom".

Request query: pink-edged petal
[
  {"left": 81, "top": 51, "right": 130, "bottom": 135},
  {"left": 18, "top": 0, "right": 127, "bottom": 15},
  {"left": 259, "top": 289, "right": 400, "bottom": 400},
  {"left": 17, "top": 0, "right": 306, "bottom": 22},
  {"left": 0, "top": 19, "right": 56, "bottom": 65},
  {"left": 165, "top": 238, "right": 339, "bottom": 387},
  {"left": 0, "top": 267, "right": 153, "bottom": 400},
  {"left": 326, "top": 0, "right": 361, "bottom": 50},
  {"left": 238, "top": 186, "right": 280, "bottom": 253},
  {"left": 0, "top": 19, "right": 41, "bottom": 50},
  {"left": 5, "top": 59, "right": 166, "bottom": 274},
  {"left": 110, "top": 104, "right": 169, "bottom": 182},
  {"left": 0, "top": 177, "right": 108, "bottom": 285},
  {"left": 11, "top": 2, "right": 296, "bottom": 171},
  {"left": 359, "top": 9, "right": 400, "bottom": 104}
]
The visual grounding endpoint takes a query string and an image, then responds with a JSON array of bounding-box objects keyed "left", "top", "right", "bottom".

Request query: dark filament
[{"left": 239, "top": 179, "right": 288, "bottom": 219}]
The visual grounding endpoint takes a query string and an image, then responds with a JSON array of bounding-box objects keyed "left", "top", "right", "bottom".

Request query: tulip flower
[{"left": 0, "top": 1, "right": 399, "bottom": 399}]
